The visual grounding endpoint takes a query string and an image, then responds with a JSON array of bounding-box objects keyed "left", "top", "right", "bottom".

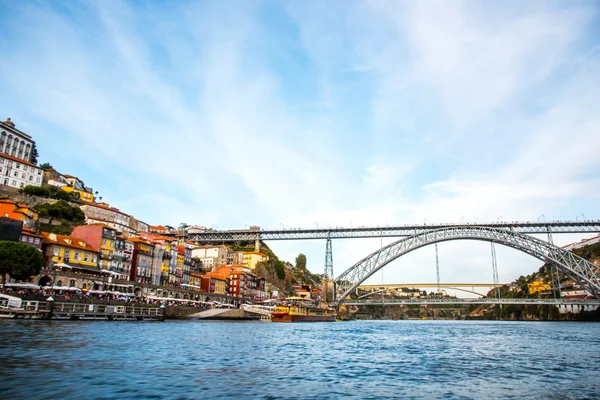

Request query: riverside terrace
[
  {"left": 1, "top": 281, "right": 253, "bottom": 309},
  {"left": 0, "top": 285, "right": 247, "bottom": 320},
  {"left": 32, "top": 266, "right": 253, "bottom": 306}
]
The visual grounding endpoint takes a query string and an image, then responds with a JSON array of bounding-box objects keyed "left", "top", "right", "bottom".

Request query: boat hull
[{"left": 271, "top": 312, "right": 336, "bottom": 323}]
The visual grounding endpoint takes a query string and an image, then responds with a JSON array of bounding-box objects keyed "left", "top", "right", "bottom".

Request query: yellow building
[
  {"left": 528, "top": 280, "right": 551, "bottom": 295},
  {"left": 60, "top": 186, "right": 94, "bottom": 203},
  {"left": 243, "top": 251, "right": 268, "bottom": 270},
  {"left": 189, "top": 273, "right": 203, "bottom": 289},
  {"left": 213, "top": 275, "right": 227, "bottom": 294},
  {"left": 42, "top": 232, "right": 99, "bottom": 269}
]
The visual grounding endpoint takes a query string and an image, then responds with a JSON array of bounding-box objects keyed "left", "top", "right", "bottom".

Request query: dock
[{"left": 0, "top": 294, "right": 164, "bottom": 321}]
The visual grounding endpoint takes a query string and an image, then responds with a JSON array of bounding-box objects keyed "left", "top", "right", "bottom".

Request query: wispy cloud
[{"left": 1, "top": 0, "right": 598, "bottom": 284}]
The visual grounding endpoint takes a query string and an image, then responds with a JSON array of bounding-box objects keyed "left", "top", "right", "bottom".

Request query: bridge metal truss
[
  {"left": 188, "top": 221, "right": 600, "bottom": 242},
  {"left": 334, "top": 226, "right": 600, "bottom": 303},
  {"left": 344, "top": 298, "right": 600, "bottom": 306}
]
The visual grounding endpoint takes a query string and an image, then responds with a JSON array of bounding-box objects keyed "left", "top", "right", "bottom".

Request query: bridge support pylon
[{"left": 324, "top": 235, "right": 334, "bottom": 303}]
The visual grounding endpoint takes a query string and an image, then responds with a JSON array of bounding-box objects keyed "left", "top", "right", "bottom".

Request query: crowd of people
[{"left": 1, "top": 284, "right": 234, "bottom": 310}]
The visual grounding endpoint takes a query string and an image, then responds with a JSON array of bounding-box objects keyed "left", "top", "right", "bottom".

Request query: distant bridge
[
  {"left": 344, "top": 298, "right": 600, "bottom": 306},
  {"left": 358, "top": 283, "right": 504, "bottom": 289},
  {"left": 189, "top": 220, "right": 600, "bottom": 242},
  {"left": 357, "top": 283, "right": 505, "bottom": 297}
]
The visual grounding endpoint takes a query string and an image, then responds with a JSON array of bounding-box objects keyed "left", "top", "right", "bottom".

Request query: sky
[{"left": 1, "top": 0, "right": 599, "bottom": 288}]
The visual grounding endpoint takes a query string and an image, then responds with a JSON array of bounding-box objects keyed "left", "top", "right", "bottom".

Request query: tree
[
  {"left": 165, "top": 225, "right": 175, "bottom": 231},
  {"left": 38, "top": 162, "right": 52, "bottom": 170},
  {"left": 275, "top": 260, "right": 286, "bottom": 280},
  {"left": 29, "top": 143, "right": 39, "bottom": 165},
  {"left": 178, "top": 223, "right": 190, "bottom": 230},
  {"left": 20, "top": 185, "right": 50, "bottom": 197},
  {"left": 0, "top": 241, "right": 44, "bottom": 284},
  {"left": 295, "top": 253, "right": 307, "bottom": 271},
  {"left": 33, "top": 200, "right": 85, "bottom": 224}
]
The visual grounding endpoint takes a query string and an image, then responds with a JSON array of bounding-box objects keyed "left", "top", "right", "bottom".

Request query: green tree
[
  {"left": 0, "top": 241, "right": 44, "bottom": 284},
  {"left": 275, "top": 260, "right": 286, "bottom": 280},
  {"left": 178, "top": 223, "right": 190, "bottom": 230},
  {"left": 295, "top": 253, "right": 307, "bottom": 271},
  {"left": 38, "top": 162, "right": 52, "bottom": 170},
  {"left": 33, "top": 200, "right": 85, "bottom": 224},
  {"left": 29, "top": 143, "right": 39, "bottom": 165},
  {"left": 20, "top": 185, "right": 50, "bottom": 197}
]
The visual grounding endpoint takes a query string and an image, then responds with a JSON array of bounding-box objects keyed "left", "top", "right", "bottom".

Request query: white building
[
  {"left": 191, "top": 244, "right": 229, "bottom": 271},
  {"left": 0, "top": 118, "right": 35, "bottom": 162},
  {"left": 0, "top": 154, "right": 43, "bottom": 189},
  {"left": 0, "top": 118, "right": 43, "bottom": 190}
]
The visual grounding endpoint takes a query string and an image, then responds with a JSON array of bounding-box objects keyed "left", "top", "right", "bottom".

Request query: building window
[
  {"left": 53, "top": 248, "right": 59, "bottom": 256},
  {"left": 36, "top": 178, "right": 40, "bottom": 183},
  {"left": 34, "top": 238, "right": 40, "bottom": 244},
  {"left": 84, "top": 253, "right": 89, "bottom": 261},
  {"left": 21, "top": 173, "right": 25, "bottom": 178},
  {"left": 19, "top": 182, "right": 24, "bottom": 188},
  {"left": 13, "top": 171, "right": 17, "bottom": 177},
  {"left": 11, "top": 180, "right": 16, "bottom": 186},
  {"left": 69, "top": 280, "right": 76, "bottom": 287},
  {"left": 56, "top": 280, "right": 62, "bottom": 286},
  {"left": 14, "top": 163, "right": 19, "bottom": 169},
  {"left": 74, "top": 252, "right": 80, "bottom": 260},
  {"left": 0, "top": 159, "right": 3, "bottom": 164},
  {"left": 28, "top": 176, "right": 33, "bottom": 181}
]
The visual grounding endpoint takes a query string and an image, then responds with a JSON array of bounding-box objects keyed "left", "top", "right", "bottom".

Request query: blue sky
[{"left": 1, "top": 0, "right": 599, "bottom": 286}]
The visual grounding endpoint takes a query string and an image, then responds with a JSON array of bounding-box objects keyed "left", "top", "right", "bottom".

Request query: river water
[{"left": 0, "top": 320, "right": 599, "bottom": 399}]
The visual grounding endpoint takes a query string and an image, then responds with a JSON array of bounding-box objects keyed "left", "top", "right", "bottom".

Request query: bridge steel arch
[{"left": 334, "top": 226, "right": 600, "bottom": 303}]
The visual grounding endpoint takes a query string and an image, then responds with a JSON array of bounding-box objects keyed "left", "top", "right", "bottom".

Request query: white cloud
[{"left": 1, "top": 0, "right": 599, "bottom": 286}]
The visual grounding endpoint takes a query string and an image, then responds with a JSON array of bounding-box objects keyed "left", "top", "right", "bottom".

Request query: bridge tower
[
  {"left": 435, "top": 243, "right": 440, "bottom": 293},
  {"left": 491, "top": 243, "right": 501, "bottom": 298},
  {"left": 324, "top": 234, "right": 334, "bottom": 303},
  {"left": 546, "top": 230, "right": 562, "bottom": 299}
]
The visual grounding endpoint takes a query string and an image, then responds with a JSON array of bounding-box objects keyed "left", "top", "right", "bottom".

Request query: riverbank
[{"left": 348, "top": 304, "right": 600, "bottom": 322}]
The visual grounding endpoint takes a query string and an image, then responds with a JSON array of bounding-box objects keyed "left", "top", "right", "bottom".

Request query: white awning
[
  {"left": 43, "top": 286, "right": 82, "bottom": 291},
  {"left": 3, "top": 283, "right": 40, "bottom": 289},
  {"left": 101, "top": 269, "right": 120, "bottom": 275}
]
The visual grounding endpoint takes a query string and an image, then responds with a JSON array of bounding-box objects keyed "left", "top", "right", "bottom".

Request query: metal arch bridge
[
  {"left": 188, "top": 220, "right": 600, "bottom": 242},
  {"left": 334, "top": 226, "right": 600, "bottom": 304}
]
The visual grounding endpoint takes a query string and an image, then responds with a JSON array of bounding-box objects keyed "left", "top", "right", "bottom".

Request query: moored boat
[{"left": 271, "top": 297, "right": 336, "bottom": 322}]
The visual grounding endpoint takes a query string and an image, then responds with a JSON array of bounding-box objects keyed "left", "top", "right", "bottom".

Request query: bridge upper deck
[{"left": 189, "top": 221, "right": 600, "bottom": 242}]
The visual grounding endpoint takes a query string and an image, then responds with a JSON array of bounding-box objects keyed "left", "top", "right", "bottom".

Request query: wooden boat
[{"left": 271, "top": 297, "right": 336, "bottom": 322}]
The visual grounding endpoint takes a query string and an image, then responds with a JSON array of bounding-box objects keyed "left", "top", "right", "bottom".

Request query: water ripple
[{"left": 0, "top": 320, "right": 599, "bottom": 399}]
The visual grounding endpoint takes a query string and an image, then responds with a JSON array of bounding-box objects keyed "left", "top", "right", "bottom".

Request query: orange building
[
  {"left": 0, "top": 199, "right": 38, "bottom": 229},
  {"left": 201, "top": 268, "right": 229, "bottom": 294}
]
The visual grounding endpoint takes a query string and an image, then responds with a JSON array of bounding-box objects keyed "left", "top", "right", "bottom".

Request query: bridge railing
[
  {"left": 188, "top": 221, "right": 600, "bottom": 241},
  {"left": 343, "top": 298, "right": 600, "bottom": 306}
]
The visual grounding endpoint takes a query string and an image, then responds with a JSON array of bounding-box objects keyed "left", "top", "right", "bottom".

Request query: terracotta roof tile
[
  {"left": 41, "top": 232, "right": 99, "bottom": 252},
  {"left": 0, "top": 152, "right": 41, "bottom": 168}
]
